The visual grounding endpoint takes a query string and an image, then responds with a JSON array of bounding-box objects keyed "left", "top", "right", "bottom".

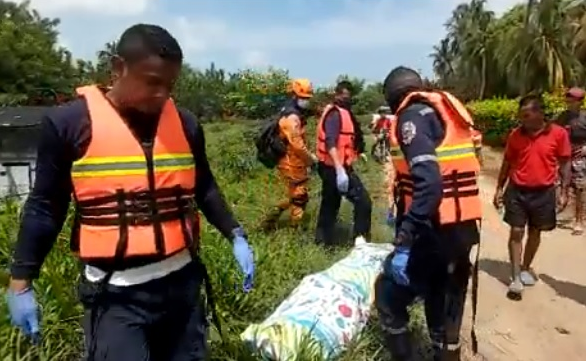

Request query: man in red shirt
[{"left": 493, "top": 94, "right": 571, "bottom": 300}]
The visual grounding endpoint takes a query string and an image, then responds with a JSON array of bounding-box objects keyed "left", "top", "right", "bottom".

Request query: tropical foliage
[
  {"left": 467, "top": 91, "right": 577, "bottom": 145},
  {"left": 431, "top": 0, "right": 586, "bottom": 99},
  {"left": 0, "top": 1, "right": 388, "bottom": 119}
]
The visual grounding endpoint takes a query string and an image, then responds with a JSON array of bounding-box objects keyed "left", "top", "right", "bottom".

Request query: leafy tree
[
  {"left": 93, "top": 41, "right": 116, "bottom": 85},
  {"left": 431, "top": 0, "right": 586, "bottom": 98},
  {"left": 0, "top": 0, "right": 78, "bottom": 105}
]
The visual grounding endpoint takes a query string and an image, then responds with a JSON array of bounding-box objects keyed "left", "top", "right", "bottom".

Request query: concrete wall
[
  {"left": 0, "top": 123, "right": 41, "bottom": 201},
  {"left": 0, "top": 161, "right": 36, "bottom": 201}
]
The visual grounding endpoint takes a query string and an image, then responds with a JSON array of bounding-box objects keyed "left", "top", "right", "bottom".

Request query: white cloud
[
  {"left": 240, "top": 50, "right": 269, "bottom": 68},
  {"left": 174, "top": 16, "right": 229, "bottom": 53},
  {"left": 172, "top": 0, "right": 526, "bottom": 53},
  {"left": 5, "top": 0, "right": 528, "bottom": 73},
  {"left": 9, "top": 0, "right": 153, "bottom": 16},
  {"left": 487, "top": 0, "right": 524, "bottom": 15}
]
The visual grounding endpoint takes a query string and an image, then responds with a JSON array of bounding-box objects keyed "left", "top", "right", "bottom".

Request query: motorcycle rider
[{"left": 370, "top": 106, "right": 393, "bottom": 160}]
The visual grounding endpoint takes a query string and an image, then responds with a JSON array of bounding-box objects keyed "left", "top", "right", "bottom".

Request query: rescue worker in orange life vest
[
  {"left": 315, "top": 80, "right": 372, "bottom": 246},
  {"left": 374, "top": 67, "right": 482, "bottom": 361},
  {"left": 261, "top": 78, "right": 318, "bottom": 230},
  {"left": 5, "top": 24, "right": 254, "bottom": 361}
]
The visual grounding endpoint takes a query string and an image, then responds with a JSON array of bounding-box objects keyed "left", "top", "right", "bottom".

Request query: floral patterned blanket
[{"left": 241, "top": 242, "right": 393, "bottom": 360}]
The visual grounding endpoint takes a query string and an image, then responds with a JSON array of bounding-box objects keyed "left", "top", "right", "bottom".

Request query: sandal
[
  {"left": 572, "top": 224, "right": 584, "bottom": 235},
  {"left": 507, "top": 278, "right": 523, "bottom": 301},
  {"left": 520, "top": 270, "right": 538, "bottom": 286}
]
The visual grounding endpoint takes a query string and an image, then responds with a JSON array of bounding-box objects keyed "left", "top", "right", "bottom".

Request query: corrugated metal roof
[{"left": 0, "top": 107, "right": 50, "bottom": 127}]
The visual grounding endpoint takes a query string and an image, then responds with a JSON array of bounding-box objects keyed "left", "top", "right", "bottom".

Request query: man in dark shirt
[
  {"left": 374, "top": 67, "right": 480, "bottom": 361},
  {"left": 315, "top": 81, "right": 372, "bottom": 246},
  {"left": 494, "top": 94, "right": 571, "bottom": 299},
  {"left": 6, "top": 24, "right": 254, "bottom": 361}
]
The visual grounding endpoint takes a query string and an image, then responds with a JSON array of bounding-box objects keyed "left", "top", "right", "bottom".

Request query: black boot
[
  {"left": 259, "top": 207, "right": 284, "bottom": 231},
  {"left": 432, "top": 346, "right": 461, "bottom": 361},
  {"left": 384, "top": 332, "right": 415, "bottom": 361}
]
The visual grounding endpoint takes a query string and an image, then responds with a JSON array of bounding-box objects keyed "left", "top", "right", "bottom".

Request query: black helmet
[{"left": 383, "top": 66, "right": 423, "bottom": 112}]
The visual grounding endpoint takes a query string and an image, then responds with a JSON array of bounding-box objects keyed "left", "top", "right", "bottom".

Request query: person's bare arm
[
  {"left": 496, "top": 131, "right": 516, "bottom": 192},
  {"left": 557, "top": 127, "right": 573, "bottom": 192},
  {"left": 559, "top": 160, "right": 571, "bottom": 190},
  {"left": 496, "top": 158, "right": 510, "bottom": 191}
]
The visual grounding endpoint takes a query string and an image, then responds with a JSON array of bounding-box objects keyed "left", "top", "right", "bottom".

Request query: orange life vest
[
  {"left": 316, "top": 104, "right": 358, "bottom": 166},
  {"left": 389, "top": 91, "right": 482, "bottom": 225},
  {"left": 71, "top": 85, "right": 200, "bottom": 261}
]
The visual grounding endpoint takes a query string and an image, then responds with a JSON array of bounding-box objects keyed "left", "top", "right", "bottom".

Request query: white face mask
[{"left": 297, "top": 99, "right": 310, "bottom": 109}]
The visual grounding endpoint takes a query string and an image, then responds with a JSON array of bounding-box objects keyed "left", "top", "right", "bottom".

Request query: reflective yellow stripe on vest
[
  {"left": 390, "top": 143, "right": 477, "bottom": 162},
  {"left": 71, "top": 153, "right": 195, "bottom": 178}
]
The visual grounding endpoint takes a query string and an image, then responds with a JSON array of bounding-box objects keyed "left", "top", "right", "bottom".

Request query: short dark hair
[
  {"left": 335, "top": 80, "right": 353, "bottom": 94},
  {"left": 519, "top": 93, "right": 544, "bottom": 110},
  {"left": 116, "top": 24, "right": 183, "bottom": 64}
]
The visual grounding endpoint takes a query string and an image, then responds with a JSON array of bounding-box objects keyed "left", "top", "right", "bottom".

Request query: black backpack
[{"left": 255, "top": 111, "right": 290, "bottom": 168}]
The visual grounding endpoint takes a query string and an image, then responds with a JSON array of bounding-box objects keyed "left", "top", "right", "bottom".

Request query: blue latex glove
[
  {"left": 6, "top": 287, "right": 41, "bottom": 341},
  {"left": 232, "top": 234, "right": 254, "bottom": 292},
  {"left": 390, "top": 246, "right": 410, "bottom": 286},
  {"left": 335, "top": 167, "right": 349, "bottom": 193}
]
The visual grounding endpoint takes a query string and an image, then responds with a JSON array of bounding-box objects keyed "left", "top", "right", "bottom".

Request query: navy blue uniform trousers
[
  {"left": 79, "top": 260, "right": 208, "bottom": 361},
  {"left": 375, "top": 221, "right": 478, "bottom": 360}
]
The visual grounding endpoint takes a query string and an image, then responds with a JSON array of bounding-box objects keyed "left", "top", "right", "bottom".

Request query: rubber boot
[
  {"left": 288, "top": 203, "right": 307, "bottom": 230},
  {"left": 433, "top": 346, "right": 461, "bottom": 361},
  {"left": 260, "top": 206, "right": 284, "bottom": 231},
  {"left": 384, "top": 333, "right": 415, "bottom": 361}
]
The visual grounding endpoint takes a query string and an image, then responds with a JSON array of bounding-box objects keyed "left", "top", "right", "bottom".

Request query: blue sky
[{"left": 12, "top": 0, "right": 520, "bottom": 86}]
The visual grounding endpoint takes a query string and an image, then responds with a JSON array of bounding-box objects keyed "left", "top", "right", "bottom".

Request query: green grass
[{"left": 0, "top": 119, "right": 428, "bottom": 360}]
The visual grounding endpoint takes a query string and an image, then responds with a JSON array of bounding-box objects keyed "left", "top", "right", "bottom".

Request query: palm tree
[
  {"left": 431, "top": 38, "right": 455, "bottom": 85},
  {"left": 508, "top": 0, "right": 580, "bottom": 91},
  {"left": 444, "top": 0, "right": 495, "bottom": 98},
  {"left": 95, "top": 41, "right": 117, "bottom": 85},
  {"left": 96, "top": 41, "right": 117, "bottom": 65}
]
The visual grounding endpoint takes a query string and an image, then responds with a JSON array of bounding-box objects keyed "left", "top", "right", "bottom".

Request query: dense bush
[{"left": 468, "top": 92, "right": 574, "bottom": 146}]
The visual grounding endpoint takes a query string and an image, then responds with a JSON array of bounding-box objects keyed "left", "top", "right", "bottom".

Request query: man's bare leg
[
  {"left": 507, "top": 226, "right": 525, "bottom": 299},
  {"left": 520, "top": 227, "right": 541, "bottom": 286},
  {"left": 573, "top": 189, "right": 584, "bottom": 235}
]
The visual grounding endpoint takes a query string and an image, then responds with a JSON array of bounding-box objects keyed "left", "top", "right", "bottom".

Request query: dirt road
[{"left": 462, "top": 149, "right": 586, "bottom": 361}]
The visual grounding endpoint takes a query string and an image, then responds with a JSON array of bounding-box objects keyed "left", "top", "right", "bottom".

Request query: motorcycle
[{"left": 372, "top": 129, "right": 391, "bottom": 164}]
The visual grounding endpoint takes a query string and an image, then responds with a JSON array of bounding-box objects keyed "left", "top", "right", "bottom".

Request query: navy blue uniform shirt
[
  {"left": 10, "top": 98, "right": 239, "bottom": 279},
  {"left": 395, "top": 102, "right": 444, "bottom": 241}
]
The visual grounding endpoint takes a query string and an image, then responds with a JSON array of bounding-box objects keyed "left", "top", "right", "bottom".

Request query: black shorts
[{"left": 503, "top": 183, "right": 556, "bottom": 231}]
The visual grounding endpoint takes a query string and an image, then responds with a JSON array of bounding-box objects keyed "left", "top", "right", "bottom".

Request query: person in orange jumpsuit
[{"left": 261, "top": 79, "right": 317, "bottom": 229}]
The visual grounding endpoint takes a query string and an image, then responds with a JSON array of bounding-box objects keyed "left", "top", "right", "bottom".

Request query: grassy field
[{"left": 0, "top": 118, "right": 427, "bottom": 360}]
